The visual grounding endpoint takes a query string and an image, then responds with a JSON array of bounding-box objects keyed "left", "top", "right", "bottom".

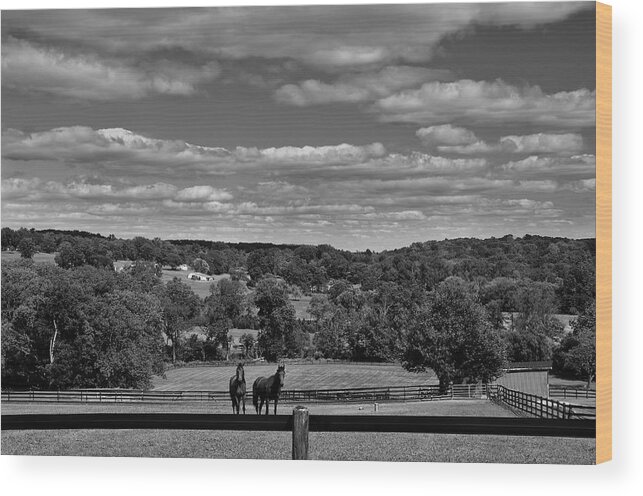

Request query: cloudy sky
[{"left": 1, "top": 2, "right": 596, "bottom": 250}]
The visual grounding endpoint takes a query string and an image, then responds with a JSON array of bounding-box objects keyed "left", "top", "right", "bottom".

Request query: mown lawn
[
  {"left": 1, "top": 428, "right": 594, "bottom": 464},
  {"left": 1, "top": 398, "right": 594, "bottom": 463},
  {"left": 153, "top": 363, "right": 437, "bottom": 391}
]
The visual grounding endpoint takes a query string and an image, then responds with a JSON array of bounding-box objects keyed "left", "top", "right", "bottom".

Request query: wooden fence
[
  {"left": 0, "top": 410, "right": 596, "bottom": 459},
  {"left": 168, "top": 359, "right": 400, "bottom": 369},
  {"left": 491, "top": 385, "right": 596, "bottom": 420},
  {"left": 1, "top": 383, "right": 491, "bottom": 404},
  {"left": 549, "top": 385, "right": 596, "bottom": 399}
]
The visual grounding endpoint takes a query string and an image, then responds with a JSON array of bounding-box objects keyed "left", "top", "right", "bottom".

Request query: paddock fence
[
  {"left": 0, "top": 412, "right": 596, "bottom": 440},
  {"left": 1, "top": 383, "right": 490, "bottom": 404},
  {"left": 491, "top": 385, "right": 596, "bottom": 420},
  {"left": 167, "top": 359, "right": 400, "bottom": 370},
  {"left": 548, "top": 385, "right": 596, "bottom": 399}
]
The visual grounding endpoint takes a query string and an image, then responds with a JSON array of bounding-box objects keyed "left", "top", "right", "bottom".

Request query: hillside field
[
  {"left": 1, "top": 251, "right": 56, "bottom": 264},
  {"left": 160, "top": 269, "right": 231, "bottom": 298},
  {"left": 153, "top": 363, "right": 437, "bottom": 391}
]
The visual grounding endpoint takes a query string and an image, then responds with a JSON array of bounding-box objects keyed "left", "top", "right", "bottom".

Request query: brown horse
[
  {"left": 252, "top": 364, "right": 285, "bottom": 415},
  {"left": 229, "top": 362, "right": 246, "bottom": 414}
]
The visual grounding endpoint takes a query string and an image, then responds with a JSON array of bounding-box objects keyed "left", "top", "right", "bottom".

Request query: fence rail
[
  {"left": 549, "top": 385, "right": 596, "bottom": 399},
  {"left": 167, "top": 359, "right": 400, "bottom": 370},
  {"left": 1, "top": 384, "right": 491, "bottom": 404},
  {"left": 0, "top": 412, "right": 596, "bottom": 438},
  {"left": 491, "top": 385, "right": 596, "bottom": 420}
]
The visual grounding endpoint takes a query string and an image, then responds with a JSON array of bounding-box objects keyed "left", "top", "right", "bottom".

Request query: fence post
[{"left": 292, "top": 406, "right": 309, "bottom": 460}]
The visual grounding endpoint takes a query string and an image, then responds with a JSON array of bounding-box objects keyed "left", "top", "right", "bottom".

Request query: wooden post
[{"left": 292, "top": 406, "right": 309, "bottom": 460}]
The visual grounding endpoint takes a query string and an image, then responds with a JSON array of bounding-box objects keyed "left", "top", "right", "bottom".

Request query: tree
[
  {"left": 553, "top": 303, "right": 596, "bottom": 387},
  {"left": 240, "top": 333, "right": 256, "bottom": 358},
  {"left": 507, "top": 280, "right": 564, "bottom": 361},
  {"left": 402, "top": 277, "right": 506, "bottom": 393},
  {"left": 191, "top": 257, "right": 210, "bottom": 274},
  {"left": 254, "top": 277, "right": 300, "bottom": 360},
  {"left": 203, "top": 279, "right": 247, "bottom": 359},
  {"left": 48, "top": 291, "right": 165, "bottom": 389},
  {"left": 55, "top": 241, "right": 85, "bottom": 269},
  {"left": 17, "top": 237, "right": 36, "bottom": 259},
  {"left": 157, "top": 278, "right": 200, "bottom": 363}
]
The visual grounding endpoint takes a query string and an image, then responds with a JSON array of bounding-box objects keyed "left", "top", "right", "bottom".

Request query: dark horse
[
  {"left": 229, "top": 362, "right": 246, "bottom": 414},
  {"left": 252, "top": 364, "right": 285, "bottom": 415}
]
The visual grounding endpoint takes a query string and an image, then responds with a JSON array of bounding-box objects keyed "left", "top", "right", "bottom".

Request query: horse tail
[{"left": 252, "top": 377, "right": 261, "bottom": 411}]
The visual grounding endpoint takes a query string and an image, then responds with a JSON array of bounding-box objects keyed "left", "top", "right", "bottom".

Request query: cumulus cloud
[
  {"left": 499, "top": 133, "right": 584, "bottom": 154},
  {"left": 500, "top": 154, "right": 596, "bottom": 178},
  {"left": 375, "top": 79, "right": 595, "bottom": 127},
  {"left": 1, "top": 37, "right": 221, "bottom": 100},
  {"left": 422, "top": 129, "right": 585, "bottom": 155},
  {"left": 173, "top": 186, "right": 233, "bottom": 202},
  {"left": 416, "top": 125, "right": 480, "bottom": 147},
  {"left": 275, "top": 66, "right": 453, "bottom": 106},
  {"left": 2, "top": 126, "right": 387, "bottom": 174},
  {"left": 1, "top": 177, "right": 232, "bottom": 204}
]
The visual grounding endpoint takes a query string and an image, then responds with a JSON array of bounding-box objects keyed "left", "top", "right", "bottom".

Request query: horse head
[
  {"left": 276, "top": 363, "right": 285, "bottom": 387},
  {"left": 236, "top": 362, "right": 245, "bottom": 382}
]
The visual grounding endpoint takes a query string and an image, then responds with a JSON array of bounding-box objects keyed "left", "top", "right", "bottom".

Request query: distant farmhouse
[{"left": 187, "top": 272, "right": 215, "bottom": 282}]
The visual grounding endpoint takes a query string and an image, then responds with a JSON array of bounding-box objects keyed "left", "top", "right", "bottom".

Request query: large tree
[
  {"left": 17, "top": 237, "right": 36, "bottom": 259},
  {"left": 553, "top": 303, "right": 596, "bottom": 387},
  {"left": 254, "top": 277, "right": 304, "bottom": 360},
  {"left": 402, "top": 277, "right": 506, "bottom": 392},
  {"left": 203, "top": 279, "right": 247, "bottom": 359},
  {"left": 157, "top": 278, "right": 200, "bottom": 363}
]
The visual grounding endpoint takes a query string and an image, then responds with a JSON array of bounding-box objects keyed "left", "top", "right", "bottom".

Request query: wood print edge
[{"left": 595, "top": 0, "right": 612, "bottom": 465}]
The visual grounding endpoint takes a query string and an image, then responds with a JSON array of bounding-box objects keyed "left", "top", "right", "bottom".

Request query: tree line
[{"left": 2, "top": 227, "right": 596, "bottom": 390}]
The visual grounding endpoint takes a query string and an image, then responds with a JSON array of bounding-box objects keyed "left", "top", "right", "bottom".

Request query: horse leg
[
  {"left": 259, "top": 397, "right": 264, "bottom": 415},
  {"left": 274, "top": 398, "right": 278, "bottom": 415},
  {"left": 265, "top": 399, "right": 269, "bottom": 416},
  {"left": 242, "top": 395, "right": 246, "bottom": 415}
]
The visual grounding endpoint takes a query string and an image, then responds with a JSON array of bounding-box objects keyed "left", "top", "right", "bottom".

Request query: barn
[{"left": 492, "top": 361, "right": 552, "bottom": 397}]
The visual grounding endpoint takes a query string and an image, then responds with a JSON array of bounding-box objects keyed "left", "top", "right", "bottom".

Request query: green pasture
[
  {"left": 153, "top": 363, "right": 437, "bottom": 391},
  {"left": 1, "top": 251, "right": 56, "bottom": 264},
  {"left": 1, "top": 425, "right": 594, "bottom": 464}
]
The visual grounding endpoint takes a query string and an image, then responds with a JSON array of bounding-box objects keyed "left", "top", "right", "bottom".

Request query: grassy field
[
  {"left": 291, "top": 295, "right": 313, "bottom": 320},
  {"left": 1, "top": 399, "right": 512, "bottom": 417},
  {"left": 1, "top": 427, "right": 594, "bottom": 464},
  {"left": 160, "top": 269, "right": 231, "bottom": 299},
  {"left": 1, "top": 398, "right": 594, "bottom": 463},
  {"left": 153, "top": 363, "right": 437, "bottom": 391},
  {"left": 1, "top": 251, "right": 56, "bottom": 264}
]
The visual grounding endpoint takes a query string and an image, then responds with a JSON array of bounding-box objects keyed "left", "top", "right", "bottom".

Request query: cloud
[
  {"left": 375, "top": 79, "right": 595, "bottom": 127},
  {"left": 500, "top": 154, "right": 596, "bottom": 178},
  {"left": 1, "top": 177, "right": 232, "bottom": 204},
  {"left": 2, "top": 126, "right": 387, "bottom": 175},
  {"left": 562, "top": 178, "right": 596, "bottom": 192},
  {"left": 2, "top": 4, "right": 591, "bottom": 75},
  {"left": 423, "top": 130, "right": 585, "bottom": 155},
  {"left": 416, "top": 125, "right": 479, "bottom": 147},
  {"left": 1, "top": 37, "right": 221, "bottom": 100},
  {"left": 173, "top": 186, "right": 233, "bottom": 202},
  {"left": 275, "top": 66, "right": 453, "bottom": 106},
  {"left": 238, "top": 143, "right": 387, "bottom": 165},
  {"left": 498, "top": 133, "right": 584, "bottom": 154}
]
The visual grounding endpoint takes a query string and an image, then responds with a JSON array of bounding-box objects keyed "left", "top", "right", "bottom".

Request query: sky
[{"left": 1, "top": 2, "right": 597, "bottom": 251}]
